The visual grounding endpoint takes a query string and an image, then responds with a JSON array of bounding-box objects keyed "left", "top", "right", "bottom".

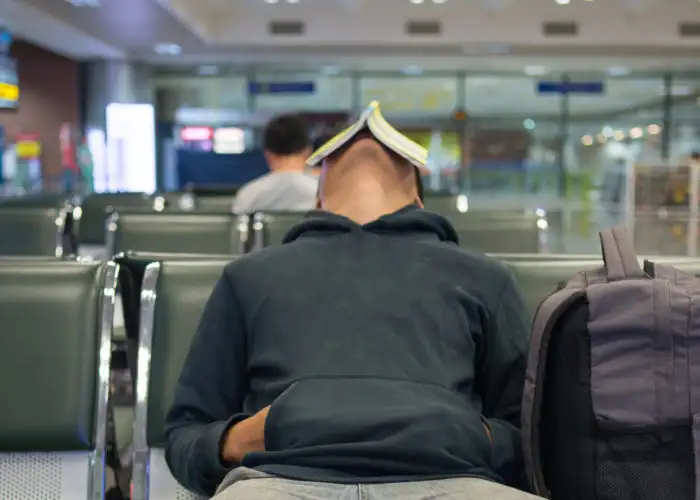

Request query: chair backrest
[
  {"left": 506, "top": 257, "right": 700, "bottom": 313},
  {"left": 423, "top": 194, "right": 468, "bottom": 214},
  {"left": 489, "top": 253, "right": 599, "bottom": 262},
  {"left": 0, "top": 193, "right": 71, "bottom": 209},
  {"left": 116, "top": 252, "right": 235, "bottom": 342},
  {"left": 186, "top": 184, "right": 240, "bottom": 197},
  {"left": 195, "top": 195, "right": 236, "bottom": 213},
  {"left": 107, "top": 211, "right": 248, "bottom": 257},
  {"left": 0, "top": 259, "right": 117, "bottom": 500},
  {"left": 132, "top": 259, "right": 230, "bottom": 500},
  {"left": 448, "top": 211, "right": 545, "bottom": 253},
  {"left": 0, "top": 206, "right": 68, "bottom": 256},
  {"left": 76, "top": 193, "right": 153, "bottom": 245},
  {"left": 250, "top": 211, "right": 308, "bottom": 250}
]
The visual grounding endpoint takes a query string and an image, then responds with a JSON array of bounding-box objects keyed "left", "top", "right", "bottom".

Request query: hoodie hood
[{"left": 282, "top": 204, "right": 459, "bottom": 245}]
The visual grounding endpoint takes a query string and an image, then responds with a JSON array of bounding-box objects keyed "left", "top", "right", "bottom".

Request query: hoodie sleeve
[
  {"left": 476, "top": 269, "right": 531, "bottom": 488},
  {"left": 164, "top": 270, "right": 251, "bottom": 497}
]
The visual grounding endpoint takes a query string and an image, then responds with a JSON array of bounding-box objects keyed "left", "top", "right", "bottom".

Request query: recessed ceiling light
[
  {"left": 401, "top": 65, "right": 424, "bottom": 75},
  {"left": 659, "top": 85, "right": 692, "bottom": 96},
  {"left": 484, "top": 44, "right": 510, "bottom": 54},
  {"left": 198, "top": 65, "right": 219, "bottom": 76},
  {"left": 154, "top": 43, "right": 181, "bottom": 55},
  {"left": 321, "top": 65, "right": 341, "bottom": 76},
  {"left": 524, "top": 65, "right": 549, "bottom": 76},
  {"left": 64, "top": 0, "right": 100, "bottom": 6},
  {"left": 264, "top": 0, "right": 279, "bottom": 3},
  {"left": 432, "top": 0, "right": 448, "bottom": 3},
  {"left": 410, "top": 0, "right": 425, "bottom": 4},
  {"left": 555, "top": 0, "right": 571, "bottom": 4},
  {"left": 607, "top": 66, "right": 631, "bottom": 76}
]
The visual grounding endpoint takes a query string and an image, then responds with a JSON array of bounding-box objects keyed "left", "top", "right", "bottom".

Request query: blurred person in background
[
  {"left": 166, "top": 109, "right": 533, "bottom": 499},
  {"left": 77, "top": 136, "right": 94, "bottom": 194},
  {"left": 60, "top": 123, "right": 79, "bottom": 193},
  {"left": 233, "top": 114, "right": 317, "bottom": 213}
]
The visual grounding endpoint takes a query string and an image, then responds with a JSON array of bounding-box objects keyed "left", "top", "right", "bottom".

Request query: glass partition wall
[{"left": 155, "top": 70, "right": 700, "bottom": 200}]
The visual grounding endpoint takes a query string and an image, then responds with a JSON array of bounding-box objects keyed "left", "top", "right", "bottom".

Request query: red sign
[{"left": 180, "top": 126, "right": 213, "bottom": 142}]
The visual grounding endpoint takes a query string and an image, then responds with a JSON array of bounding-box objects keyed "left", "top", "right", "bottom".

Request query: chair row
[
  {"left": 106, "top": 208, "right": 548, "bottom": 258},
  {"left": 0, "top": 191, "right": 552, "bottom": 258},
  {"left": 6, "top": 253, "right": 700, "bottom": 498},
  {"left": 0, "top": 191, "right": 239, "bottom": 254}
]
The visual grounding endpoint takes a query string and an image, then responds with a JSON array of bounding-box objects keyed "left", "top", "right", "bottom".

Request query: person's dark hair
[
  {"left": 313, "top": 131, "right": 336, "bottom": 152},
  {"left": 263, "top": 114, "right": 310, "bottom": 156}
]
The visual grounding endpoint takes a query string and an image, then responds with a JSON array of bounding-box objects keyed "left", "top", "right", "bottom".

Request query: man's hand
[{"left": 221, "top": 406, "right": 270, "bottom": 463}]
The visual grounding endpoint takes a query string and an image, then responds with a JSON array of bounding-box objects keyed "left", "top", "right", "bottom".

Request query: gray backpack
[{"left": 521, "top": 226, "right": 700, "bottom": 500}]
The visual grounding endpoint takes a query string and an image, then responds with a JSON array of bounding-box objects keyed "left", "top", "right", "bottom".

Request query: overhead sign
[
  {"left": 537, "top": 81, "right": 605, "bottom": 95},
  {"left": 248, "top": 81, "right": 315, "bottom": 95}
]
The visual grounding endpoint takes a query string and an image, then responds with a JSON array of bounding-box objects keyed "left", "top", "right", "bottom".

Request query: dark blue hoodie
[{"left": 165, "top": 205, "right": 530, "bottom": 497}]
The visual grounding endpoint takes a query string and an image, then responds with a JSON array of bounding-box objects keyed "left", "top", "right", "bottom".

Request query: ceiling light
[
  {"left": 432, "top": 0, "right": 448, "bottom": 3},
  {"left": 265, "top": 0, "right": 279, "bottom": 3},
  {"left": 198, "top": 65, "right": 219, "bottom": 76},
  {"left": 410, "top": 0, "right": 425, "bottom": 4},
  {"left": 607, "top": 66, "right": 630, "bottom": 76},
  {"left": 647, "top": 124, "right": 661, "bottom": 135},
  {"left": 602, "top": 126, "right": 613, "bottom": 137},
  {"left": 321, "top": 65, "right": 341, "bottom": 76},
  {"left": 401, "top": 65, "right": 424, "bottom": 75},
  {"left": 154, "top": 43, "right": 181, "bottom": 55},
  {"left": 555, "top": 0, "right": 571, "bottom": 4},
  {"left": 484, "top": 44, "right": 510, "bottom": 54},
  {"left": 524, "top": 65, "right": 549, "bottom": 76},
  {"left": 64, "top": 0, "right": 100, "bottom": 6},
  {"left": 613, "top": 130, "right": 625, "bottom": 141},
  {"left": 286, "top": 0, "right": 300, "bottom": 3},
  {"left": 523, "top": 119, "right": 536, "bottom": 130},
  {"left": 581, "top": 135, "right": 594, "bottom": 146},
  {"left": 629, "top": 127, "right": 644, "bottom": 139}
]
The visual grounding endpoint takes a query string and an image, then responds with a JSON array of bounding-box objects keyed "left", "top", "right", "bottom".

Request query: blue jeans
[{"left": 214, "top": 468, "right": 539, "bottom": 500}]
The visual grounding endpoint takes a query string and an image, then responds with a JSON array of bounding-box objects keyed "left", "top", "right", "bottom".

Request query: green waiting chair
[
  {"left": 249, "top": 211, "right": 309, "bottom": 250},
  {"left": 0, "top": 259, "right": 118, "bottom": 499},
  {"left": 131, "top": 259, "right": 231, "bottom": 500},
  {"left": 106, "top": 211, "right": 249, "bottom": 257},
  {"left": 0, "top": 206, "right": 70, "bottom": 256},
  {"left": 507, "top": 256, "right": 700, "bottom": 313},
  {"left": 74, "top": 193, "right": 154, "bottom": 248}
]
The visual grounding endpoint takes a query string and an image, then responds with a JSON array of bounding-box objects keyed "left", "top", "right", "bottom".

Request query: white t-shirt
[{"left": 233, "top": 171, "right": 319, "bottom": 213}]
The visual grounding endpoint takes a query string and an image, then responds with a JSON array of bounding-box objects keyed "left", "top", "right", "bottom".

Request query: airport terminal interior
[{"left": 1, "top": 0, "right": 700, "bottom": 498}]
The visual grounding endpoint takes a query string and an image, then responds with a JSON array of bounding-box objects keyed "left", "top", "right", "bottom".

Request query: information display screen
[{"left": 0, "top": 29, "right": 17, "bottom": 108}]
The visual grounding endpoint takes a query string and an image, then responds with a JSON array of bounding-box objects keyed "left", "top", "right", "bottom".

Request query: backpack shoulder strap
[
  {"left": 599, "top": 226, "right": 644, "bottom": 281},
  {"left": 522, "top": 285, "right": 587, "bottom": 497}
]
